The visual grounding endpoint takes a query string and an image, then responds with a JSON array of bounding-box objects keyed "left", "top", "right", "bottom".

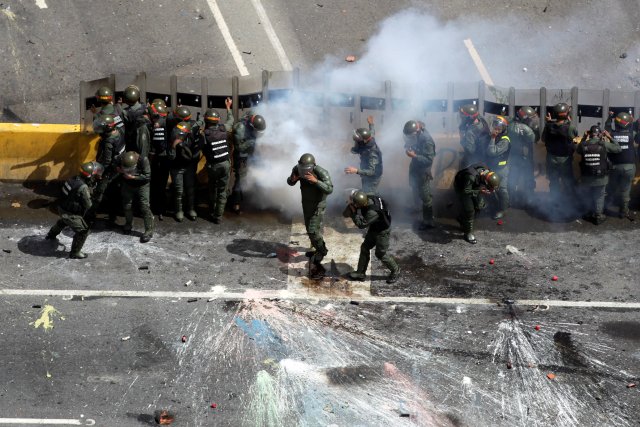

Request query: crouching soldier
[
  {"left": 46, "top": 162, "right": 104, "bottom": 258},
  {"left": 343, "top": 190, "right": 400, "bottom": 284}
]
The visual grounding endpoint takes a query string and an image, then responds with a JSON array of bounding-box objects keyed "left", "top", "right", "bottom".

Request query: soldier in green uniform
[
  {"left": 121, "top": 85, "right": 149, "bottom": 156},
  {"left": 459, "top": 104, "right": 490, "bottom": 166},
  {"left": 231, "top": 113, "right": 266, "bottom": 213},
  {"left": 344, "top": 116, "right": 383, "bottom": 195},
  {"left": 118, "top": 151, "right": 154, "bottom": 242},
  {"left": 508, "top": 106, "right": 538, "bottom": 208},
  {"left": 343, "top": 190, "right": 400, "bottom": 284},
  {"left": 148, "top": 100, "right": 171, "bottom": 220},
  {"left": 202, "top": 98, "right": 235, "bottom": 223},
  {"left": 287, "top": 153, "right": 333, "bottom": 278},
  {"left": 90, "top": 114, "right": 125, "bottom": 226},
  {"left": 576, "top": 125, "right": 621, "bottom": 224},
  {"left": 46, "top": 161, "right": 104, "bottom": 258},
  {"left": 454, "top": 164, "right": 500, "bottom": 244},
  {"left": 92, "top": 86, "right": 124, "bottom": 135},
  {"left": 403, "top": 119, "right": 437, "bottom": 230},
  {"left": 485, "top": 116, "right": 511, "bottom": 219},
  {"left": 605, "top": 111, "right": 637, "bottom": 219},
  {"left": 168, "top": 122, "right": 200, "bottom": 221},
  {"left": 542, "top": 103, "right": 579, "bottom": 208}
]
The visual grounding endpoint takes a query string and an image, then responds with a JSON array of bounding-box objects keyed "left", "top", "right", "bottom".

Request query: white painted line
[
  {"left": 0, "top": 418, "right": 94, "bottom": 425},
  {"left": 2, "top": 288, "right": 639, "bottom": 309},
  {"left": 204, "top": 0, "right": 250, "bottom": 76},
  {"left": 34, "top": 0, "right": 48, "bottom": 9},
  {"left": 463, "top": 38, "right": 494, "bottom": 86},
  {"left": 249, "top": 0, "right": 293, "bottom": 71}
]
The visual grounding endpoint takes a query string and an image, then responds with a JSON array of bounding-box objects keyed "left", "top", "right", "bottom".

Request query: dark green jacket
[
  {"left": 409, "top": 128, "right": 436, "bottom": 178},
  {"left": 287, "top": 165, "right": 333, "bottom": 207}
]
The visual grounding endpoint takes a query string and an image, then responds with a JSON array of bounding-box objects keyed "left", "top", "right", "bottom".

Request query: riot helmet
[
  {"left": 174, "top": 106, "right": 192, "bottom": 121},
  {"left": 490, "top": 116, "right": 509, "bottom": 135},
  {"left": 553, "top": 103, "right": 570, "bottom": 119},
  {"left": 175, "top": 121, "right": 192, "bottom": 135},
  {"left": 121, "top": 151, "right": 139, "bottom": 169},
  {"left": 93, "top": 115, "right": 116, "bottom": 135},
  {"left": 95, "top": 86, "right": 114, "bottom": 104},
  {"left": 352, "top": 128, "right": 372, "bottom": 144},
  {"left": 151, "top": 98, "right": 167, "bottom": 108},
  {"left": 296, "top": 153, "right": 315, "bottom": 176},
  {"left": 516, "top": 106, "right": 536, "bottom": 121},
  {"left": 459, "top": 104, "right": 479, "bottom": 121},
  {"left": 351, "top": 191, "right": 369, "bottom": 208},
  {"left": 79, "top": 161, "right": 104, "bottom": 181},
  {"left": 403, "top": 120, "right": 420, "bottom": 136},
  {"left": 249, "top": 115, "right": 266, "bottom": 133},
  {"left": 589, "top": 124, "right": 602, "bottom": 138},
  {"left": 123, "top": 85, "right": 140, "bottom": 105},
  {"left": 483, "top": 170, "right": 501, "bottom": 191},
  {"left": 615, "top": 112, "right": 633, "bottom": 129},
  {"left": 148, "top": 102, "right": 168, "bottom": 118},
  {"left": 204, "top": 109, "right": 221, "bottom": 125}
]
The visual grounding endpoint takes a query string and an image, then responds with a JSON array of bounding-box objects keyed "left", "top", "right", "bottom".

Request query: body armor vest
[
  {"left": 152, "top": 118, "right": 169, "bottom": 156},
  {"left": 365, "top": 195, "right": 391, "bottom": 232},
  {"left": 203, "top": 126, "right": 230, "bottom": 164},
  {"left": 580, "top": 141, "right": 608, "bottom": 177},
  {"left": 609, "top": 129, "right": 636, "bottom": 164},
  {"left": 59, "top": 176, "right": 88, "bottom": 215},
  {"left": 488, "top": 135, "right": 511, "bottom": 169},
  {"left": 544, "top": 123, "right": 573, "bottom": 156}
]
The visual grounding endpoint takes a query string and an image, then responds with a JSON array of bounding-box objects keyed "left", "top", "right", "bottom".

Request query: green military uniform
[
  {"left": 507, "top": 119, "right": 536, "bottom": 208},
  {"left": 169, "top": 126, "right": 201, "bottom": 221},
  {"left": 149, "top": 116, "right": 171, "bottom": 217},
  {"left": 576, "top": 134, "right": 621, "bottom": 223},
  {"left": 486, "top": 131, "right": 511, "bottom": 217},
  {"left": 92, "top": 130, "right": 125, "bottom": 223},
  {"left": 119, "top": 155, "right": 154, "bottom": 241},
  {"left": 604, "top": 116, "right": 637, "bottom": 217},
  {"left": 46, "top": 175, "right": 94, "bottom": 258},
  {"left": 94, "top": 103, "right": 125, "bottom": 135},
  {"left": 343, "top": 195, "right": 399, "bottom": 283},
  {"left": 287, "top": 163, "right": 333, "bottom": 265},
  {"left": 454, "top": 164, "right": 491, "bottom": 242},
  {"left": 203, "top": 109, "right": 235, "bottom": 222},
  {"left": 123, "top": 101, "right": 147, "bottom": 150},
  {"left": 460, "top": 116, "right": 490, "bottom": 166},
  {"left": 231, "top": 113, "right": 258, "bottom": 211},
  {"left": 542, "top": 120, "right": 578, "bottom": 200},
  {"left": 351, "top": 123, "right": 383, "bottom": 195},
  {"left": 407, "top": 124, "right": 436, "bottom": 227}
]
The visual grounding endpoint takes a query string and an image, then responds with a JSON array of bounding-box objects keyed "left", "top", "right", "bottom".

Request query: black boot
[{"left": 69, "top": 232, "right": 89, "bottom": 259}]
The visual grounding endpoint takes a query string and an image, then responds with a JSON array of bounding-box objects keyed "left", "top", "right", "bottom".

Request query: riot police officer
[
  {"left": 121, "top": 85, "right": 149, "bottom": 156},
  {"left": 202, "top": 98, "right": 235, "bottom": 223},
  {"left": 92, "top": 86, "right": 124, "bottom": 134},
  {"left": 169, "top": 122, "right": 200, "bottom": 222},
  {"left": 148, "top": 101, "right": 171, "bottom": 219},
  {"left": 231, "top": 112, "right": 266, "bottom": 213},
  {"left": 344, "top": 116, "right": 383, "bottom": 195},
  {"left": 508, "top": 106, "right": 538, "bottom": 208},
  {"left": 343, "top": 190, "right": 400, "bottom": 284},
  {"left": 454, "top": 164, "right": 500, "bottom": 244},
  {"left": 459, "top": 104, "right": 490, "bottom": 166},
  {"left": 576, "top": 125, "right": 621, "bottom": 224},
  {"left": 46, "top": 162, "right": 104, "bottom": 258},
  {"left": 403, "top": 119, "right": 437, "bottom": 229},
  {"left": 605, "top": 111, "right": 637, "bottom": 219},
  {"left": 117, "top": 151, "right": 154, "bottom": 242},
  {"left": 287, "top": 153, "right": 333, "bottom": 278},
  {"left": 485, "top": 116, "right": 511, "bottom": 219}
]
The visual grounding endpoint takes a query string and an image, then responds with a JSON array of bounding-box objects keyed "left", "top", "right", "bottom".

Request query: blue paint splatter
[{"left": 235, "top": 317, "right": 286, "bottom": 357}]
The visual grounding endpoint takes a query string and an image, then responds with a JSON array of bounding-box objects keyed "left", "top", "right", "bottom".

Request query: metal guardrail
[{"left": 80, "top": 70, "right": 640, "bottom": 135}]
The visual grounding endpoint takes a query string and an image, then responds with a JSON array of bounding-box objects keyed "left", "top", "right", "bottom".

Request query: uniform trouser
[
  {"left": 457, "top": 192, "right": 485, "bottom": 234},
  {"left": 206, "top": 160, "right": 231, "bottom": 219},
  {"left": 150, "top": 155, "right": 171, "bottom": 215},
  {"left": 546, "top": 154, "right": 575, "bottom": 200},
  {"left": 48, "top": 211, "right": 90, "bottom": 253},
  {"left": 355, "top": 228, "right": 398, "bottom": 274},
  {"left": 230, "top": 153, "right": 248, "bottom": 206},
  {"left": 122, "top": 182, "right": 153, "bottom": 233},
  {"left": 607, "top": 163, "right": 636, "bottom": 212},
  {"left": 170, "top": 163, "right": 197, "bottom": 214},
  {"left": 410, "top": 174, "right": 433, "bottom": 224},
  {"left": 582, "top": 180, "right": 607, "bottom": 217},
  {"left": 92, "top": 173, "right": 120, "bottom": 220},
  {"left": 303, "top": 203, "right": 328, "bottom": 262},
  {"left": 361, "top": 176, "right": 381, "bottom": 196},
  {"left": 493, "top": 166, "right": 510, "bottom": 212},
  {"left": 508, "top": 156, "right": 535, "bottom": 207}
]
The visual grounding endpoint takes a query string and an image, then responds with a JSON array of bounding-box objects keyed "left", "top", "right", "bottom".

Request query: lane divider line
[
  {"left": 205, "top": 0, "right": 250, "bottom": 76},
  {"left": 463, "top": 38, "right": 494, "bottom": 86},
  {"left": 0, "top": 418, "right": 94, "bottom": 425},
  {"left": 249, "top": 0, "right": 293, "bottom": 71}
]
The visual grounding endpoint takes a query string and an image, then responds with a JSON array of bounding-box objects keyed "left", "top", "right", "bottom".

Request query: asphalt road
[{"left": 0, "top": 181, "right": 639, "bottom": 426}]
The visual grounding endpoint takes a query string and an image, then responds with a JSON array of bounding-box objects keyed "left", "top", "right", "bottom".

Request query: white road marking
[
  {"left": 0, "top": 418, "right": 94, "bottom": 425},
  {"left": 249, "top": 0, "right": 293, "bottom": 71},
  {"left": 463, "top": 38, "right": 494, "bottom": 86},
  {"left": 34, "top": 0, "right": 48, "bottom": 9},
  {"left": 204, "top": 0, "right": 250, "bottom": 76},
  {"left": 2, "top": 288, "right": 639, "bottom": 309}
]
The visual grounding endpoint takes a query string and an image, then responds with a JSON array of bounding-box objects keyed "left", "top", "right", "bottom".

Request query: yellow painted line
[
  {"left": 463, "top": 38, "right": 494, "bottom": 86},
  {"left": 0, "top": 123, "right": 82, "bottom": 133}
]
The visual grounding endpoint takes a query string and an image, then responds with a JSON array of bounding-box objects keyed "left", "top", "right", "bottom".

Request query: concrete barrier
[{"left": 0, "top": 123, "right": 98, "bottom": 182}]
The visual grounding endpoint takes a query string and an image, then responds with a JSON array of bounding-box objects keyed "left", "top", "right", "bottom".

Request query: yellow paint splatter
[
  {"left": 31, "top": 305, "right": 64, "bottom": 331},
  {"left": 0, "top": 8, "right": 16, "bottom": 20},
  {"left": 46, "top": 371, "right": 52, "bottom": 378}
]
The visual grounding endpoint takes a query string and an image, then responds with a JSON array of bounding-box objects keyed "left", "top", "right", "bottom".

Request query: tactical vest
[
  {"left": 360, "top": 141, "right": 383, "bottom": 178},
  {"left": 96, "top": 132, "right": 124, "bottom": 170},
  {"left": 609, "top": 129, "right": 636, "bottom": 164},
  {"left": 580, "top": 141, "right": 608, "bottom": 177},
  {"left": 544, "top": 123, "right": 573, "bottom": 156},
  {"left": 488, "top": 135, "right": 511, "bottom": 170},
  {"left": 203, "top": 126, "right": 230, "bottom": 164},
  {"left": 152, "top": 118, "right": 169, "bottom": 156},
  {"left": 454, "top": 164, "right": 486, "bottom": 190},
  {"left": 124, "top": 103, "right": 146, "bottom": 149},
  {"left": 59, "top": 176, "right": 88, "bottom": 215},
  {"left": 366, "top": 195, "right": 391, "bottom": 232}
]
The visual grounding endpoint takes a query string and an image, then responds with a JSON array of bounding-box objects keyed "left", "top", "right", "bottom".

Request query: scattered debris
[
  {"left": 522, "top": 67, "right": 527, "bottom": 72},
  {"left": 323, "top": 403, "right": 333, "bottom": 413},
  {"left": 121, "top": 336, "right": 130, "bottom": 341},
  {"left": 399, "top": 413, "right": 410, "bottom": 418},
  {"left": 32, "top": 305, "right": 41, "bottom": 309},
  {"left": 345, "top": 55, "right": 356, "bottom": 62},
  {"left": 547, "top": 373, "right": 556, "bottom": 380},
  {"left": 507, "top": 361, "right": 513, "bottom": 369},
  {"left": 535, "top": 325, "right": 541, "bottom": 331},
  {"left": 489, "top": 259, "right": 495, "bottom": 265},
  {"left": 207, "top": 298, "right": 216, "bottom": 302},
  {"left": 187, "top": 298, "right": 198, "bottom": 303},
  {"left": 138, "top": 265, "right": 149, "bottom": 270},
  {"left": 181, "top": 335, "right": 187, "bottom": 343},
  {"left": 2, "top": 249, "right": 11, "bottom": 253},
  {"left": 627, "top": 383, "right": 637, "bottom": 388},
  {"left": 242, "top": 50, "right": 252, "bottom": 55},
  {"left": 497, "top": 219, "right": 504, "bottom": 225},
  {"left": 210, "top": 403, "right": 217, "bottom": 409},
  {"left": 316, "top": 3, "right": 323, "bottom": 7},
  {"left": 289, "top": 241, "right": 299, "bottom": 245},
  {"left": 155, "top": 410, "right": 174, "bottom": 425},
  {"left": 349, "top": 300, "right": 360, "bottom": 305},
  {"left": 266, "top": 252, "right": 277, "bottom": 258},
  {"left": 552, "top": 276, "right": 558, "bottom": 281},
  {"left": 184, "top": 280, "right": 192, "bottom": 287},
  {"left": 620, "top": 53, "right": 627, "bottom": 59},
  {"left": 11, "top": 202, "right": 20, "bottom": 208}
]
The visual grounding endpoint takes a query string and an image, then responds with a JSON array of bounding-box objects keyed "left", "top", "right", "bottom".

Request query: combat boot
[
  {"left": 140, "top": 232, "right": 153, "bottom": 243},
  {"left": 186, "top": 210, "right": 198, "bottom": 221},
  {"left": 492, "top": 211, "right": 504, "bottom": 220},
  {"left": 386, "top": 267, "right": 401, "bottom": 284},
  {"left": 45, "top": 232, "right": 58, "bottom": 240},
  {"left": 304, "top": 250, "right": 316, "bottom": 258},
  {"left": 69, "top": 232, "right": 88, "bottom": 259},
  {"left": 464, "top": 233, "right": 477, "bottom": 244},
  {"left": 174, "top": 195, "right": 184, "bottom": 222},
  {"left": 594, "top": 215, "right": 607, "bottom": 225},
  {"left": 347, "top": 271, "right": 366, "bottom": 281}
]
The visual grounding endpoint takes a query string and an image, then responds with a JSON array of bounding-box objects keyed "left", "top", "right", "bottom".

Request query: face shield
[{"left": 296, "top": 163, "right": 314, "bottom": 176}]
